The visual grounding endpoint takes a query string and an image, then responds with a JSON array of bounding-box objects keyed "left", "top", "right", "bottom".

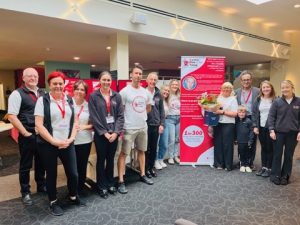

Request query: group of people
[
  {"left": 7, "top": 67, "right": 300, "bottom": 216},
  {"left": 211, "top": 70, "right": 300, "bottom": 188},
  {"left": 7, "top": 65, "right": 181, "bottom": 216}
]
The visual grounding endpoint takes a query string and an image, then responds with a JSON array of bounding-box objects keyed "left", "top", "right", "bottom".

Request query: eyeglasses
[{"left": 242, "top": 79, "right": 251, "bottom": 82}]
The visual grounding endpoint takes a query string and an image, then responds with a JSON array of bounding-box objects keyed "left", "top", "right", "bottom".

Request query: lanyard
[
  {"left": 242, "top": 89, "right": 252, "bottom": 104},
  {"left": 76, "top": 105, "right": 84, "bottom": 119},
  {"left": 100, "top": 89, "right": 111, "bottom": 115},
  {"left": 28, "top": 93, "right": 38, "bottom": 102},
  {"left": 104, "top": 95, "right": 111, "bottom": 115},
  {"left": 50, "top": 93, "right": 66, "bottom": 119}
]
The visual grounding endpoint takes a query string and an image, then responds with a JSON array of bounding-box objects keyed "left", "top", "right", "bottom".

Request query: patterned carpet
[{"left": 1, "top": 147, "right": 300, "bottom": 225}]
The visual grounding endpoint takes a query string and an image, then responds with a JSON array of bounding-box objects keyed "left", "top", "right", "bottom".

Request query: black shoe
[
  {"left": 68, "top": 196, "right": 86, "bottom": 206},
  {"left": 250, "top": 165, "right": 256, "bottom": 171},
  {"left": 22, "top": 193, "right": 33, "bottom": 206},
  {"left": 37, "top": 185, "right": 47, "bottom": 193},
  {"left": 256, "top": 168, "right": 266, "bottom": 176},
  {"left": 145, "top": 170, "right": 152, "bottom": 178},
  {"left": 140, "top": 175, "right": 154, "bottom": 185},
  {"left": 261, "top": 169, "right": 271, "bottom": 178},
  {"left": 271, "top": 176, "right": 281, "bottom": 185},
  {"left": 108, "top": 187, "right": 117, "bottom": 195},
  {"left": 98, "top": 189, "right": 109, "bottom": 199},
  {"left": 149, "top": 169, "right": 157, "bottom": 177},
  {"left": 117, "top": 182, "right": 128, "bottom": 194},
  {"left": 280, "top": 176, "right": 289, "bottom": 185},
  {"left": 49, "top": 200, "right": 64, "bottom": 216}
]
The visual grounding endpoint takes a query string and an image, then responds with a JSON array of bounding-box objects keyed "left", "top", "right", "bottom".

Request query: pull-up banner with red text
[{"left": 180, "top": 56, "right": 225, "bottom": 165}]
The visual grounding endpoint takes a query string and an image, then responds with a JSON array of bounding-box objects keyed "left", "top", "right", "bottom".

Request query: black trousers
[
  {"left": 18, "top": 134, "right": 45, "bottom": 194},
  {"left": 213, "top": 123, "right": 235, "bottom": 170},
  {"left": 146, "top": 125, "right": 160, "bottom": 170},
  {"left": 258, "top": 126, "right": 273, "bottom": 169},
  {"left": 246, "top": 115, "right": 257, "bottom": 167},
  {"left": 75, "top": 142, "right": 92, "bottom": 194},
  {"left": 94, "top": 133, "right": 118, "bottom": 190},
  {"left": 38, "top": 142, "right": 78, "bottom": 202},
  {"left": 238, "top": 143, "right": 250, "bottom": 166},
  {"left": 271, "top": 131, "right": 298, "bottom": 179}
]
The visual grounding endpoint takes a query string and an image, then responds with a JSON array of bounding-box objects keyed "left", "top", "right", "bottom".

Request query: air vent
[
  {"left": 105, "top": 0, "right": 291, "bottom": 47},
  {"left": 133, "top": 3, "right": 176, "bottom": 18},
  {"left": 108, "top": 0, "right": 130, "bottom": 6}
]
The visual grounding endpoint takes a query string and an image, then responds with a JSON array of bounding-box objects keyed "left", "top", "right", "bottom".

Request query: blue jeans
[
  {"left": 166, "top": 115, "right": 180, "bottom": 158},
  {"left": 157, "top": 124, "right": 169, "bottom": 160}
]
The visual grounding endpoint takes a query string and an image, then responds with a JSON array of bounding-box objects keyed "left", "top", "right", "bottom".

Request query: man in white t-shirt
[{"left": 117, "top": 64, "right": 153, "bottom": 194}]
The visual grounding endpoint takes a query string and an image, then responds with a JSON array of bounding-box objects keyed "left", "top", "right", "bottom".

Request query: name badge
[
  {"left": 58, "top": 122, "right": 68, "bottom": 129},
  {"left": 106, "top": 115, "right": 115, "bottom": 124}
]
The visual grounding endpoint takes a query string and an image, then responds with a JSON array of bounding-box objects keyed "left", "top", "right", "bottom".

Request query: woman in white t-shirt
[
  {"left": 155, "top": 85, "right": 170, "bottom": 169},
  {"left": 252, "top": 80, "right": 276, "bottom": 178},
  {"left": 165, "top": 79, "right": 181, "bottom": 165},
  {"left": 213, "top": 82, "right": 238, "bottom": 171},
  {"left": 72, "top": 80, "right": 93, "bottom": 196}
]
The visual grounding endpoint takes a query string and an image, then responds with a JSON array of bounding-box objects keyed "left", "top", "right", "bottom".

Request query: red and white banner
[{"left": 180, "top": 56, "right": 225, "bottom": 165}]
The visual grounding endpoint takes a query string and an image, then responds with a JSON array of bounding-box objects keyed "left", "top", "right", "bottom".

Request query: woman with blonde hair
[
  {"left": 268, "top": 80, "right": 300, "bottom": 185},
  {"left": 252, "top": 80, "right": 276, "bottom": 178},
  {"left": 213, "top": 82, "right": 238, "bottom": 171},
  {"left": 166, "top": 79, "right": 181, "bottom": 164}
]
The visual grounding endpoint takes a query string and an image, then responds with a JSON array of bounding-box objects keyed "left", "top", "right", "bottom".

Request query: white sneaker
[
  {"left": 154, "top": 160, "right": 162, "bottom": 170},
  {"left": 160, "top": 160, "right": 167, "bottom": 168},
  {"left": 240, "top": 166, "right": 246, "bottom": 172},
  {"left": 168, "top": 158, "right": 174, "bottom": 165},
  {"left": 245, "top": 166, "right": 252, "bottom": 173},
  {"left": 174, "top": 157, "right": 180, "bottom": 164}
]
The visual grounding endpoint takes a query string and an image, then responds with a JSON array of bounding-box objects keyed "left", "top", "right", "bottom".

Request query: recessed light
[
  {"left": 73, "top": 56, "right": 80, "bottom": 60},
  {"left": 294, "top": 4, "right": 300, "bottom": 8},
  {"left": 91, "top": 64, "right": 96, "bottom": 68},
  {"left": 246, "top": 0, "right": 272, "bottom": 5},
  {"left": 45, "top": 47, "right": 50, "bottom": 51},
  {"left": 106, "top": 46, "right": 111, "bottom": 50}
]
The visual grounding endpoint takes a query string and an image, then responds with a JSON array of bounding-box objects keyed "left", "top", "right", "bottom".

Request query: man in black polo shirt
[{"left": 8, "top": 68, "right": 46, "bottom": 205}]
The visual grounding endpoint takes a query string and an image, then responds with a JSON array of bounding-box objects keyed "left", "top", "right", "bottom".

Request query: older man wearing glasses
[{"left": 235, "top": 70, "right": 260, "bottom": 170}]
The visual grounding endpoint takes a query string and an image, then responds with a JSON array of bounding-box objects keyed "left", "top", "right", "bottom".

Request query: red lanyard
[
  {"left": 100, "top": 89, "right": 111, "bottom": 115},
  {"left": 50, "top": 93, "right": 66, "bottom": 119},
  {"left": 242, "top": 90, "right": 252, "bottom": 104},
  {"left": 28, "top": 93, "right": 38, "bottom": 102},
  {"left": 76, "top": 105, "right": 84, "bottom": 119},
  {"left": 104, "top": 95, "right": 111, "bottom": 115}
]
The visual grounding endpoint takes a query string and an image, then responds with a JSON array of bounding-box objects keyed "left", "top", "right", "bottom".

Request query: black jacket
[
  {"left": 268, "top": 96, "right": 300, "bottom": 133},
  {"left": 89, "top": 89, "right": 124, "bottom": 136},
  {"left": 147, "top": 87, "right": 165, "bottom": 126},
  {"left": 235, "top": 117, "right": 254, "bottom": 145}
]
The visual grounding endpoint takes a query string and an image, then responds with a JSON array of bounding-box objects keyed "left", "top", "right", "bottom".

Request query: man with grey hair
[
  {"left": 8, "top": 68, "right": 46, "bottom": 205},
  {"left": 145, "top": 72, "right": 165, "bottom": 177},
  {"left": 235, "top": 70, "right": 260, "bottom": 170}
]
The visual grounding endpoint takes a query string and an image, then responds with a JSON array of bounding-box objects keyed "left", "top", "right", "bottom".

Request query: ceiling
[
  {"left": 195, "top": 0, "right": 300, "bottom": 32},
  {"left": 0, "top": 0, "right": 299, "bottom": 71}
]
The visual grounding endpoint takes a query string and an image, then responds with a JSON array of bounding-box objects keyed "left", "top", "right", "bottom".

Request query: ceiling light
[
  {"left": 294, "top": 4, "right": 300, "bottom": 8},
  {"left": 246, "top": 0, "right": 272, "bottom": 5},
  {"left": 91, "top": 64, "right": 96, "bottom": 68},
  {"left": 220, "top": 7, "right": 238, "bottom": 15},
  {"left": 45, "top": 47, "right": 50, "bottom": 51},
  {"left": 248, "top": 17, "right": 264, "bottom": 23},
  {"left": 264, "top": 22, "right": 277, "bottom": 27},
  {"left": 106, "top": 46, "right": 111, "bottom": 50},
  {"left": 73, "top": 56, "right": 80, "bottom": 60},
  {"left": 197, "top": 0, "right": 215, "bottom": 7}
]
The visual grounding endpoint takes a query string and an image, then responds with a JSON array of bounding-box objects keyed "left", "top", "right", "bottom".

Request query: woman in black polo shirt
[{"left": 268, "top": 80, "right": 300, "bottom": 185}]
